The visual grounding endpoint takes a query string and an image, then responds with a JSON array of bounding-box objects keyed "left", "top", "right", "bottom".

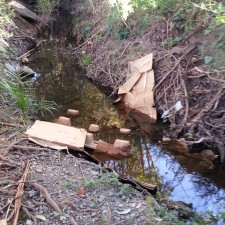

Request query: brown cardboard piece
[
  {"left": 116, "top": 53, "right": 157, "bottom": 123},
  {"left": 25, "top": 120, "right": 87, "bottom": 151}
]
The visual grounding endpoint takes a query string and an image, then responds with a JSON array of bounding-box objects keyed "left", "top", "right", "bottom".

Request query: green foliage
[
  {"left": 82, "top": 53, "right": 91, "bottom": 66},
  {"left": 0, "top": 64, "right": 58, "bottom": 125},
  {"left": 145, "top": 196, "right": 186, "bottom": 225},
  {"left": 161, "top": 36, "right": 180, "bottom": 48},
  {"left": 84, "top": 171, "right": 139, "bottom": 196},
  {"left": 0, "top": 0, "right": 14, "bottom": 59},
  {"left": 37, "top": 0, "right": 56, "bottom": 14}
]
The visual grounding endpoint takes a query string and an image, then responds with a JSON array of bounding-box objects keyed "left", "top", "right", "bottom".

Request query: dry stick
[
  {"left": 0, "top": 121, "right": 23, "bottom": 128},
  {"left": 32, "top": 183, "right": 79, "bottom": 225},
  {"left": 12, "top": 145, "right": 50, "bottom": 151},
  {"left": 0, "top": 155, "right": 10, "bottom": 162},
  {"left": 17, "top": 48, "right": 35, "bottom": 60},
  {"left": 13, "top": 161, "right": 30, "bottom": 225},
  {"left": 22, "top": 206, "right": 37, "bottom": 225},
  {"left": 176, "top": 65, "right": 189, "bottom": 136},
  {"left": 107, "top": 206, "right": 112, "bottom": 225},
  {"left": 190, "top": 88, "right": 225, "bottom": 134},
  {"left": 153, "top": 46, "right": 196, "bottom": 91},
  {"left": 3, "top": 138, "right": 27, "bottom": 156},
  {"left": 73, "top": 27, "right": 104, "bottom": 51}
]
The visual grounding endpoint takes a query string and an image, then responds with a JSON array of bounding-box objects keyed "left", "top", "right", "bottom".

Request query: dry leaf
[{"left": 76, "top": 189, "right": 86, "bottom": 195}]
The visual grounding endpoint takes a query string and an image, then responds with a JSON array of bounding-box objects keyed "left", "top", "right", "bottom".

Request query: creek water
[{"left": 30, "top": 10, "right": 225, "bottom": 215}]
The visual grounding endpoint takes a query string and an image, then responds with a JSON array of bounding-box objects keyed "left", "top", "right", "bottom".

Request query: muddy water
[{"left": 30, "top": 11, "right": 225, "bottom": 214}]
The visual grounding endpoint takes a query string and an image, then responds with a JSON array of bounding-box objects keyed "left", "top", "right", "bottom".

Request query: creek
[{"left": 30, "top": 8, "right": 225, "bottom": 215}]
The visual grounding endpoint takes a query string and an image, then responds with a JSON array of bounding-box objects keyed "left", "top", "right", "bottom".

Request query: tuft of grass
[
  {"left": 0, "top": 64, "right": 58, "bottom": 125},
  {"left": 82, "top": 53, "right": 92, "bottom": 66},
  {"left": 83, "top": 171, "right": 140, "bottom": 197}
]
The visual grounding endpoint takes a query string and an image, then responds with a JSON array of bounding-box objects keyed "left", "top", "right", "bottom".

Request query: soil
[{"left": 1, "top": 139, "right": 199, "bottom": 225}]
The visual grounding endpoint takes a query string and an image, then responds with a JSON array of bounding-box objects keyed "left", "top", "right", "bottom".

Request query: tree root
[{"left": 32, "top": 183, "right": 79, "bottom": 225}]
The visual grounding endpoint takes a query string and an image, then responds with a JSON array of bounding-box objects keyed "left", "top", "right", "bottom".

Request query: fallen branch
[
  {"left": 33, "top": 183, "right": 78, "bottom": 225},
  {"left": 190, "top": 88, "right": 225, "bottom": 133},
  {"left": 13, "top": 161, "right": 30, "bottom": 225},
  {"left": 154, "top": 45, "right": 196, "bottom": 91}
]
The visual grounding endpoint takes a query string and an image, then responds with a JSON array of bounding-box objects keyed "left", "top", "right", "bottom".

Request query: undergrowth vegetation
[
  {"left": 0, "top": 64, "right": 57, "bottom": 125},
  {"left": 73, "top": 0, "right": 225, "bottom": 74},
  {"left": 0, "top": 1, "right": 58, "bottom": 126},
  {"left": 0, "top": 0, "right": 14, "bottom": 65}
]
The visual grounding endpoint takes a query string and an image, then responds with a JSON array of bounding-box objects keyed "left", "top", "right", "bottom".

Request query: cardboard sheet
[
  {"left": 116, "top": 53, "right": 157, "bottom": 123},
  {"left": 25, "top": 120, "right": 87, "bottom": 150}
]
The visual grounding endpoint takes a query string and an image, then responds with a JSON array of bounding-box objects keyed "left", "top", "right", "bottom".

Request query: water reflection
[
  {"left": 107, "top": 132, "right": 225, "bottom": 213},
  {"left": 31, "top": 38, "right": 123, "bottom": 130}
]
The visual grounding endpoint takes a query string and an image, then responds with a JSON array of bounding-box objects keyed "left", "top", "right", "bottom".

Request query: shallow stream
[{"left": 30, "top": 9, "right": 225, "bottom": 214}]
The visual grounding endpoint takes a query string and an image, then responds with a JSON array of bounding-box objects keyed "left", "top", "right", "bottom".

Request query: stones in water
[
  {"left": 53, "top": 116, "right": 71, "bottom": 126},
  {"left": 88, "top": 124, "right": 100, "bottom": 132},
  {"left": 66, "top": 109, "right": 79, "bottom": 117},
  {"left": 119, "top": 128, "right": 131, "bottom": 135}
]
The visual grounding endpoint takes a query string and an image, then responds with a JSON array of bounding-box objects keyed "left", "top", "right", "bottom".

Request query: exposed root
[{"left": 33, "top": 183, "right": 79, "bottom": 225}]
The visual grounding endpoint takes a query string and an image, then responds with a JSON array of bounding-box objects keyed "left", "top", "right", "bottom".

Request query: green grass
[{"left": 0, "top": 64, "right": 58, "bottom": 126}]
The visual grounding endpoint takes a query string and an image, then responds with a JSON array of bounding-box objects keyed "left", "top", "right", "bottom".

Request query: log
[{"left": 9, "top": 1, "right": 44, "bottom": 22}]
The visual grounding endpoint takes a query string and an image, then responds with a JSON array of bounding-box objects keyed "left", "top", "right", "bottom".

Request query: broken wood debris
[{"left": 13, "top": 161, "right": 30, "bottom": 225}]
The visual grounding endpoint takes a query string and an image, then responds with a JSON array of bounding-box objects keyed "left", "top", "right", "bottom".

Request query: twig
[
  {"left": 3, "top": 138, "right": 27, "bottom": 156},
  {"left": 17, "top": 48, "right": 35, "bottom": 60},
  {"left": 13, "top": 161, "right": 30, "bottom": 225},
  {"left": 33, "top": 183, "right": 79, "bottom": 225},
  {"left": 185, "top": 137, "right": 211, "bottom": 144},
  {"left": 176, "top": 65, "right": 189, "bottom": 136},
  {"left": 190, "top": 88, "right": 225, "bottom": 133},
  {"left": 12, "top": 145, "right": 51, "bottom": 151},
  {"left": 154, "top": 46, "right": 196, "bottom": 91},
  {"left": 22, "top": 206, "right": 37, "bottom": 225},
  {"left": 107, "top": 206, "right": 112, "bottom": 225},
  {"left": 73, "top": 28, "right": 104, "bottom": 51},
  {"left": 0, "top": 121, "right": 23, "bottom": 128}
]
